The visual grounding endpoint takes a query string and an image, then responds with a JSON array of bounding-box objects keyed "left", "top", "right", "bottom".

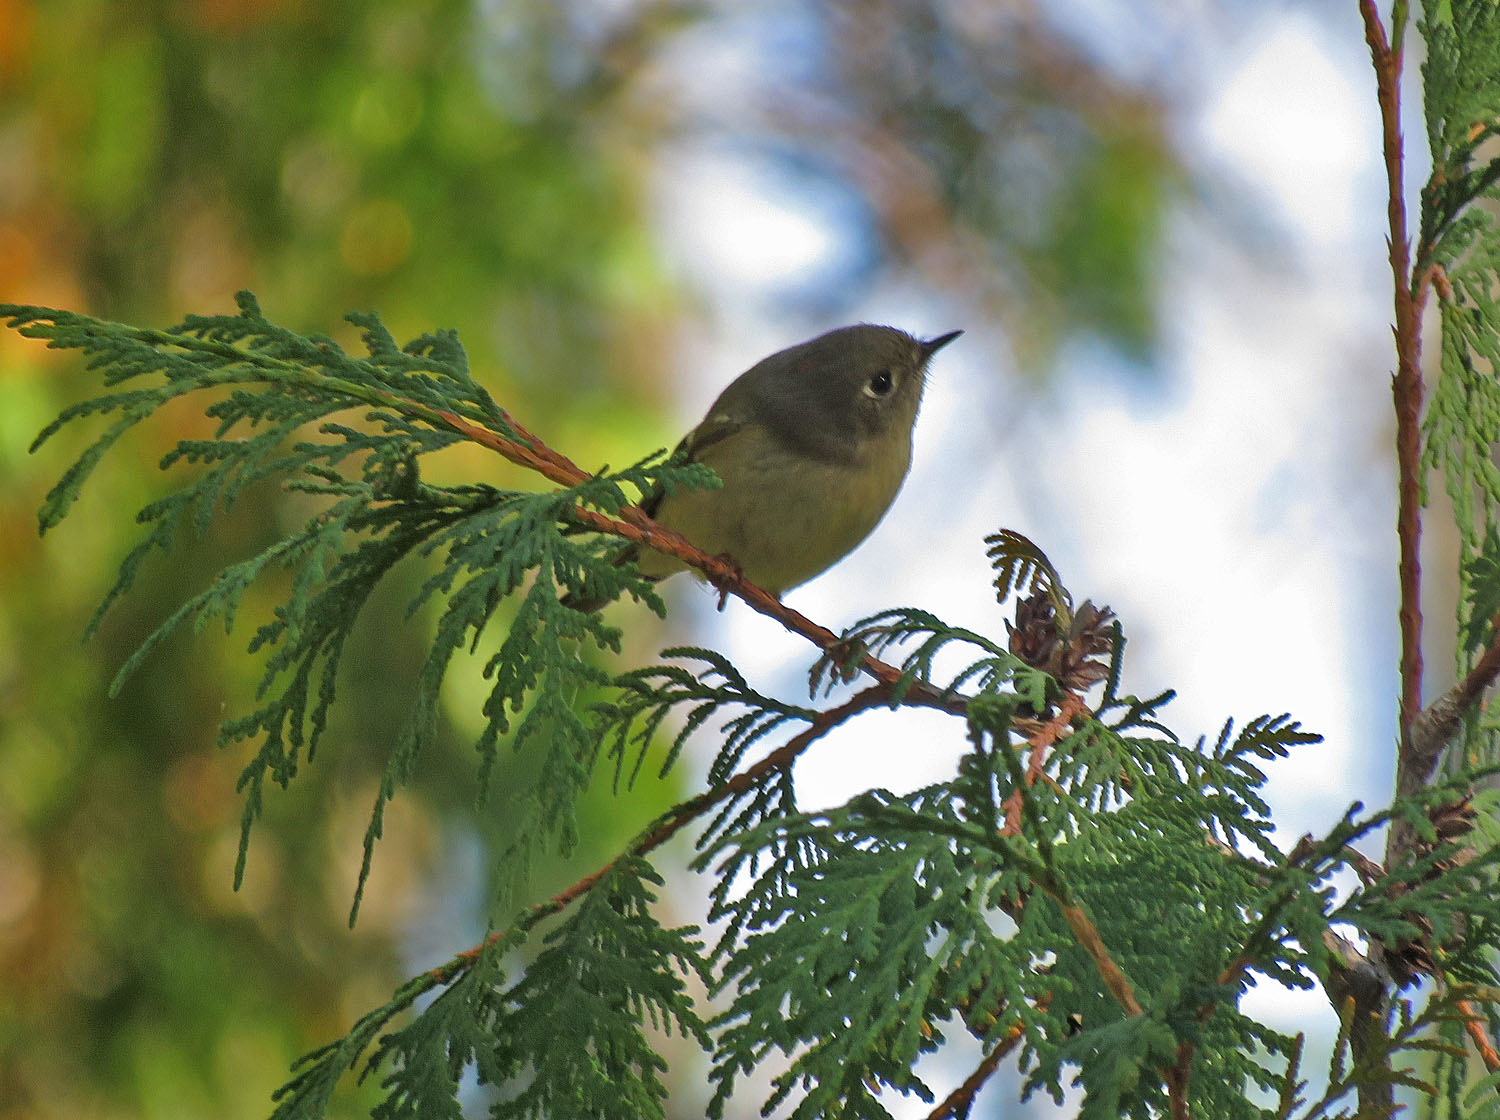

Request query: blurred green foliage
[{"left": 0, "top": 0, "right": 1175, "bottom": 1116}]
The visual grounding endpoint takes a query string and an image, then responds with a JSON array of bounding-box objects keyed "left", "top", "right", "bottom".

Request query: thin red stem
[
  {"left": 1361, "top": 0, "right": 1426, "bottom": 760},
  {"left": 1457, "top": 997, "right": 1500, "bottom": 1073},
  {"left": 925, "top": 1039, "right": 1014, "bottom": 1120},
  {"left": 436, "top": 683, "right": 898, "bottom": 980}
]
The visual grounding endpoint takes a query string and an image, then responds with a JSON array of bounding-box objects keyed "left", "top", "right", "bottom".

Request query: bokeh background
[{"left": 0, "top": 1, "right": 1410, "bottom": 1116}]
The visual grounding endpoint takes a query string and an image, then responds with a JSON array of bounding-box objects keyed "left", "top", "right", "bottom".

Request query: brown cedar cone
[{"left": 1006, "top": 591, "right": 1116, "bottom": 691}]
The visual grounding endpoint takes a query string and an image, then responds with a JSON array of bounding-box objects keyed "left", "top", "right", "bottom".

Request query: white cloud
[{"left": 1200, "top": 16, "right": 1375, "bottom": 248}]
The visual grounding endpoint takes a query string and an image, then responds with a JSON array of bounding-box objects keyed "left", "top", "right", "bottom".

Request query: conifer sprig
[
  {"left": 4, "top": 293, "right": 708, "bottom": 919},
  {"left": 10, "top": 178, "right": 1500, "bottom": 1116},
  {"left": 1418, "top": 1, "right": 1500, "bottom": 686}
]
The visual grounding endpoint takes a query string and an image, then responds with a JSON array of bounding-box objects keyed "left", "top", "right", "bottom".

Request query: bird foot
[{"left": 709, "top": 553, "right": 746, "bottom": 611}]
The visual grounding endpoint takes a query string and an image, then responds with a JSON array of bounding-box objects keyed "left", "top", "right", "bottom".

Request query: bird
[{"left": 568, "top": 323, "right": 961, "bottom": 609}]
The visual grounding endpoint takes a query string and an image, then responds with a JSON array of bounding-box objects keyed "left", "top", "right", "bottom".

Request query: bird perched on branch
[{"left": 568, "top": 323, "right": 961, "bottom": 610}]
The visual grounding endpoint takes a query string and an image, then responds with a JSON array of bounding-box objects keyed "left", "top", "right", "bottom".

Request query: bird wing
[
  {"left": 678, "top": 408, "right": 745, "bottom": 459},
  {"left": 641, "top": 408, "right": 744, "bottom": 517}
]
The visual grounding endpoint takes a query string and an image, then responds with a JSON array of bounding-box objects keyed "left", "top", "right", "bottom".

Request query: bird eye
[{"left": 865, "top": 369, "right": 894, "bottom": 398}]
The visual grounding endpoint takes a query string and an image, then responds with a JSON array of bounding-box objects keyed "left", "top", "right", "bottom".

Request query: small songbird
[{"left": 573, "top": 323, "right": 961, "bottom": 608}]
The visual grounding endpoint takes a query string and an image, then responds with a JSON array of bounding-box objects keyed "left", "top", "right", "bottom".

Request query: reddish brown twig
[
  {"left": 1001, "top": 691, "right": 1083, "bottom": 834},
  {"left": 1393, "top": 617, "right": 1500, "bottom": 853},
  {"left": 1457, "top": 997, "right": 1500, "bottom": 1073},
  {"left": 429, "top": 405, "right": 936, "bottom": 695},
  {"left": 435, "top": 682, "right": 898, "bottom": 981},
  {"left": 1165, "top": 1042, "right": 1193, "bottom": 1120},
  {"left": 924, "top": 1034, "right": 1017, "bottom": 1120},
  {"left": 1420, "top": 261, "right": 1453, "bottom": 303},
  {"left": 1434, "top": 608, "right": 1500, "bottom": 722},
  {"left": 1057, "top": 899, "right": 1143, "bottom": 1018},
  {"left": 1346, "top": 10, "right": 1422, "bottom": 1085},
  {"left": 1360, "top": 0, "right": 1427, "bottom": 772}
]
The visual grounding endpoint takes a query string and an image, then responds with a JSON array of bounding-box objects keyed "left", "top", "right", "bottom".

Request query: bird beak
[{"left": 920, "top": 330, "right": 963, "bottom": 358}]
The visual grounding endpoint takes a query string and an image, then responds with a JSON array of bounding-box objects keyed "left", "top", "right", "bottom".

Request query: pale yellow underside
[{"left": 637, "top": 423, "right": 911, "bottom": 596}]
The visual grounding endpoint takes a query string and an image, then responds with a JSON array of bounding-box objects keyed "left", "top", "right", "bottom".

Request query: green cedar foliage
[
  {"left": 13, "top": 292, "right": 712, "bottom": 923},
  {"left": 8, "top": 290, "right": 1500, "bottom": 1119},
  {"left": 1419, "top": 30, "right": 1500, "bottom": 1097},
  {"left": 10, "top": 5, "right": 1500, "bottom": 1112},
  {"left": 1424, "top": 1, "right": 1500, "bottom": 701}
]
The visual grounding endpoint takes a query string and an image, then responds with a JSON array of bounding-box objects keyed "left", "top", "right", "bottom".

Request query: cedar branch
[{"left": 436, "top": 681, "right": 901, "bottom": 981}]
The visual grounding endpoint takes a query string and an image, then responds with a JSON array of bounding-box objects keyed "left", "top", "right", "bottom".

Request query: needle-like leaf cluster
[
  {"left": 1421, "top": 0, "right": 1500, "bottom": 697},
  {"left": 5, "top": 293, "right": 712, "bottom": 921},
  {"left": 8, "top": 242, "right": 1500, "bottom": 1117}
]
